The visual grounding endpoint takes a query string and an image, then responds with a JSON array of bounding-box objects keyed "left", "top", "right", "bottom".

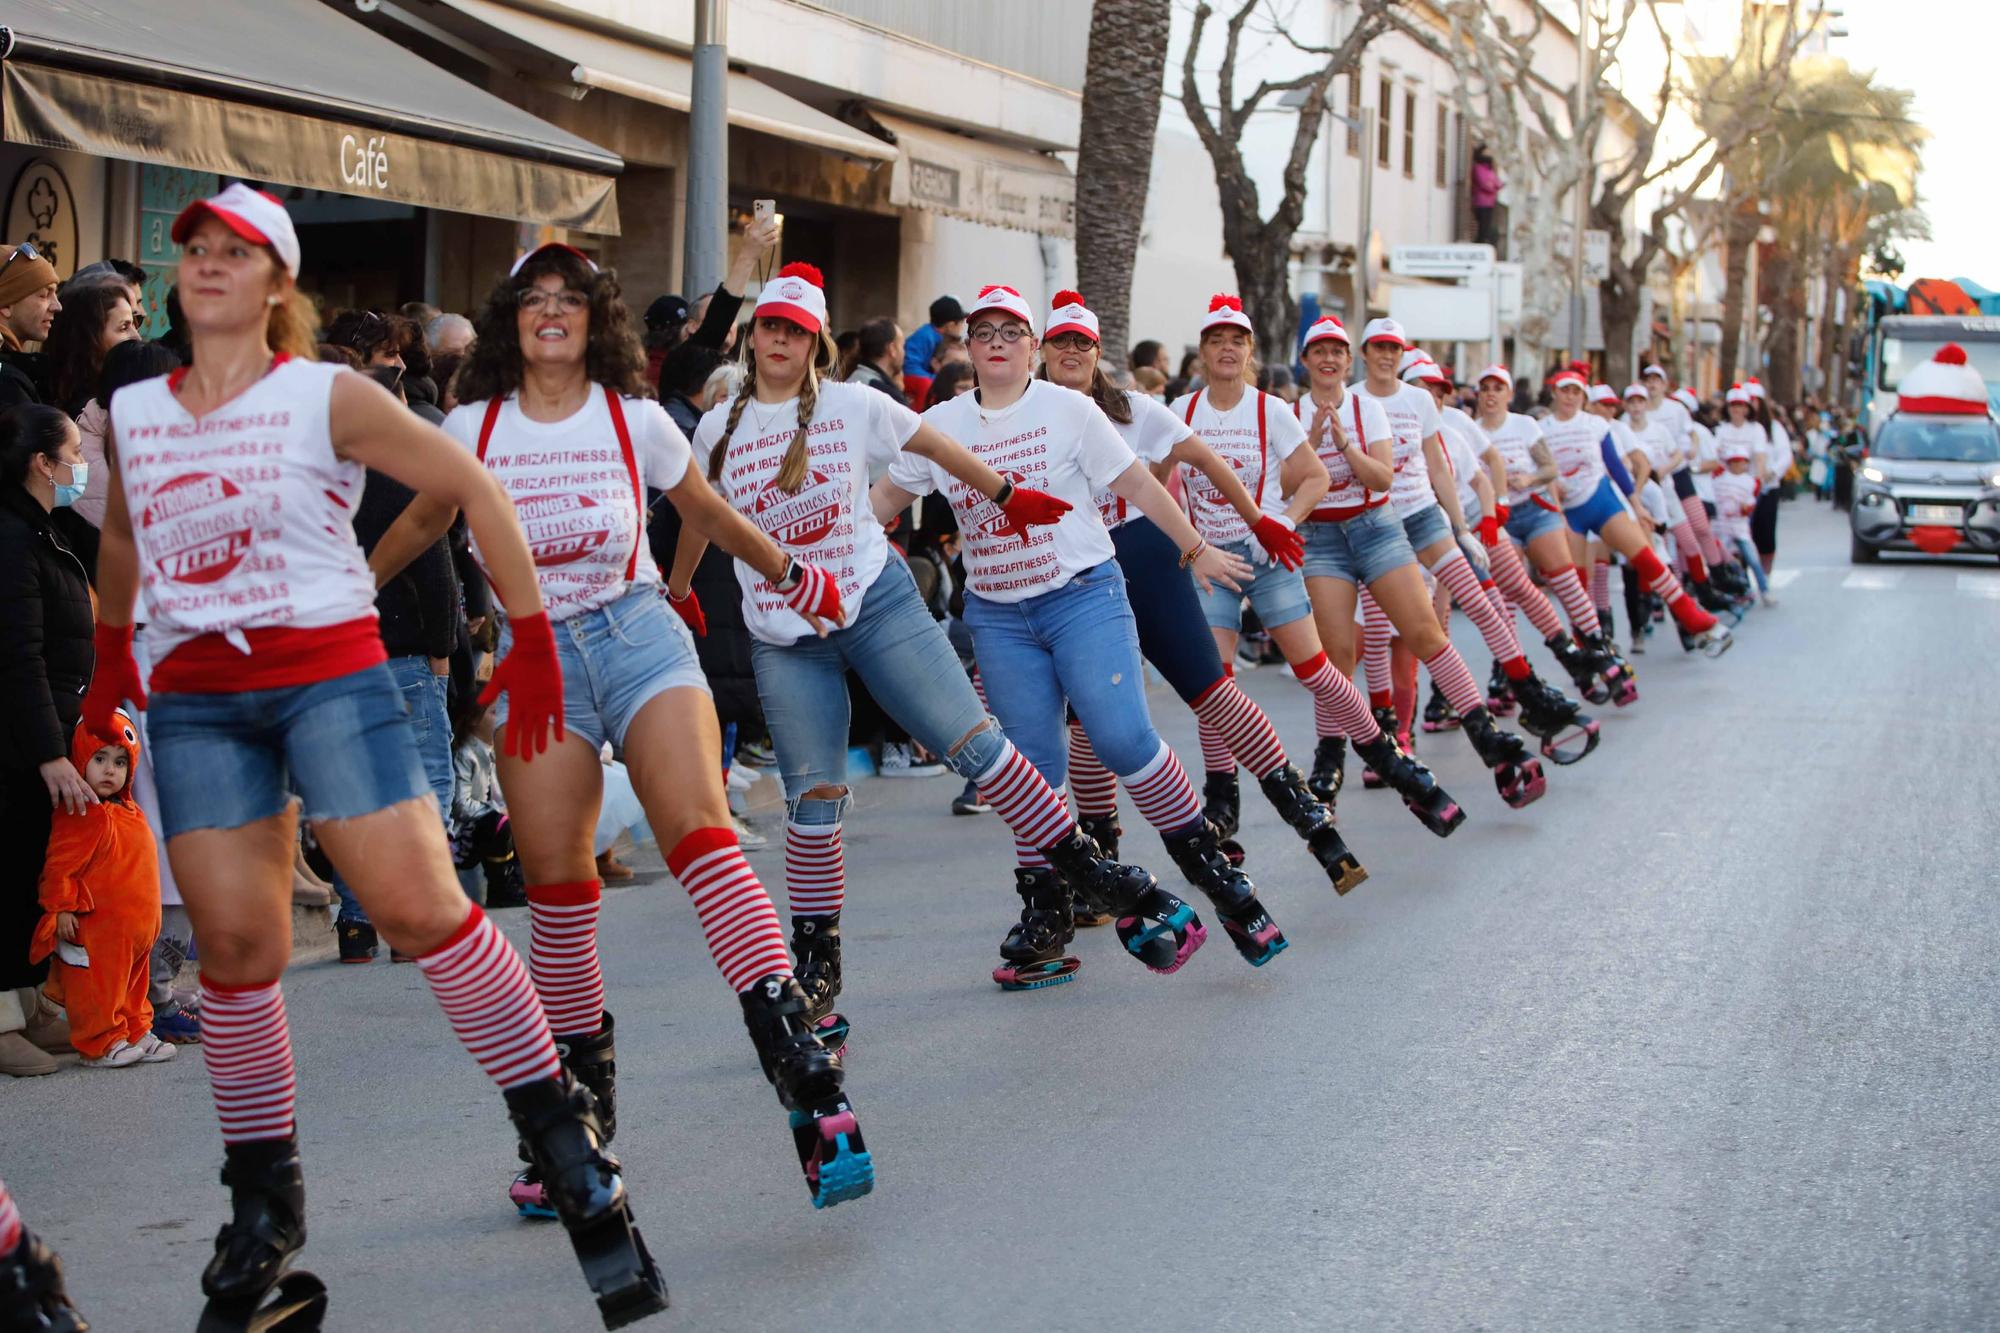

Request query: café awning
[
  {"left": 0, "top": 0, "right": 623, "bottom": 233},
  {"left": 872, "top": 113, "right": 1073, "bottom": 238}
]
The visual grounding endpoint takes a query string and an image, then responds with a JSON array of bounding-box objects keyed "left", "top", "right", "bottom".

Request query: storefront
[{"left": 1, "top": 0, "right": 622, "bottom": 323}]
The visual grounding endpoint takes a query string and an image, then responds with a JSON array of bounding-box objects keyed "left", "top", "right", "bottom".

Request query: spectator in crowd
[
  {"left": 41, "top": 284, "right": 141, "bottom": 418},
  {"left": 400, "top": 300, "right": 440, "bottom": 329},
  {"left": 672, "top": 213, "right": 782, "bottom": 358},
  {"left": 643, "top": 294, "right": 691, "bottom": 383},
  {"left": 0, "top": 243, "right": 62, "bottom": 411},
  {"left": 64, "top": 339, "right": 180, "bottom": 586},
  {"left": 325, "top": 309, "right": 416, "bottom": 378},
  {"left": 658, "top": 339, "right": 726, "bottom": 437},
  {"left": 1167, "top": 350, "right": 1201, "bottom": 401},
  {"left": 0, "top": 404, "right": 97, "bottom": 1076},
  {"left": 923, "top": 361, "right": 975, "bottom": 409},
  {"left": 1129, "top": 339, "right": 1171, "bottom": 379},
  {"left": 902, "top": 294, "right": 965, "bottom": 380},
  {"left": 1134, "top": 365, "right": 1168, "bottom": 400},
  {"left": 902, "top": 334, "right": 966, "bottom": 408},
  {"left": 1471, "top": 145, "right": 1503, "bottom": 248},
  {"left": 847, "top": 317, "right": 907, "bottom": 403},
  {"left": 426, "top": 312, "right": 475, "bottom": 359}
]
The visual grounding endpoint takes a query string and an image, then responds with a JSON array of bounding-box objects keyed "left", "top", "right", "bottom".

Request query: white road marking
[
  {"left": 1956, "top": 574, "right": 2000, "bottom": 600},
  {"left": 1768, "top": 569, "right": 1803, "bottom": 590},
  {"left": 1842, "top": 571, "right": 1904, "bottom": 591}
]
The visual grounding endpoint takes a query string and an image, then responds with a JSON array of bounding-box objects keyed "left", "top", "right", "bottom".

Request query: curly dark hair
[
  {"left": 454, "top": 248, "right": 650, "bottom": 404},
  {"left": 43, "top": 284, "right": 135, "bottom": 414}
]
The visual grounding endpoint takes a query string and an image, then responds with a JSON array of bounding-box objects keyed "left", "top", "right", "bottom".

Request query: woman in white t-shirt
[
  {"left": 1745, "top": 379, "right": 1787, "bottom": 573},
  {"left": 677, "top": 264, "right": 1165, "bottom": 1007},
  {"left": 874, "top": 284, "right": 1293, "bottom": 973},
  {"left": 88, "top": 189, "right": 663, "bottom": 1319},
  {"left": 1035, "top": 290, "right": 1368, "bottom": 896},
  {"left": 376, "top": 243, "right": 870, "bottom": 1214}
]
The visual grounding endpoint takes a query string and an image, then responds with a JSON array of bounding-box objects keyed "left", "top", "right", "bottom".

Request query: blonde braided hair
[{"left": 706, "top": 323, "right": 835, "bottom": 493}]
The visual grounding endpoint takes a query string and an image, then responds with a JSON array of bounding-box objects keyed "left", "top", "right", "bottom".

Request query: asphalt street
[{"left": 8, "top": 501, "right": 1995, "bottom": 1331}]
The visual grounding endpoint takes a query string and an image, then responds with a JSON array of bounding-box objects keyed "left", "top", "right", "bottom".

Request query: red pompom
[
  {"left": 977, "top": 283, "right": 1022, "bottom": 300},
  {"left": 1052, "top": 289, "right": 1086, "bottom": 309},
  {"left": 1568, "top": 360, "right": 1591, "bottom": 375},
  {"left": 1936, "top": 342, "right": 1969, "bottom": 366},
  {"left": 1208, "top": 293, "right": 1243, "bottom": 313},
  {"left": 777, "top": 262, "right": 824, "bottom": 288}
]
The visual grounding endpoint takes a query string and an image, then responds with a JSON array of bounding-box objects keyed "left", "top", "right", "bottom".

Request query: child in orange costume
[{"left": 30, "top": 709, "right": 174, "bottom": 1068}]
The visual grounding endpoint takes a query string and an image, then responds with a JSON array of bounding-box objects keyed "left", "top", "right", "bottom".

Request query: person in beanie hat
[
  {"left": 0, "top": 242, "right": 62, "bottom": 411},
  {"left": 903, "top": 294, "right": 966, "bottom": 379}
]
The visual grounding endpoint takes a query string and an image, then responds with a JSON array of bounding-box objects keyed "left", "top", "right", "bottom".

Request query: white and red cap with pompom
[
  {"left": 1045, "top": 290, "right": 1100, "bottom": 342},
  {"left": 1724, "top": 384, "right": 1751, "bottom": 406},
  {"left": 1588, "top": 383, "right": 1619, "bottom": 405},
  {"left": 1300, "top": 316, "right": 1349, "bottom": 350},
  {"left": 754, "top": 262, "right": 829, "bottom": 334},
  {"left": 1622, "top": 383, "right": 1648, "bottom": 402},
  {"left": 1549, "top": 367, "right": 1589, "bottom": 392},
  {"left": 1200, "top": 293, "right": 1254, "bottom": 335},
  {"left": 1398, "top": 351, "right": 1448, "bottom": 385},
  {"left": 1896, "top": 343, "right": 1988, "bottom": 415},
  {"left": 967, "top": 283, "right": 1037, "bottom": 333},
  {"left": 1670, "top": 387, "right": 1700, "bottom": 414}
]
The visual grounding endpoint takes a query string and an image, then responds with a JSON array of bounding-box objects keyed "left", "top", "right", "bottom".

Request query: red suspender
[
  {"left": 602, "top": 388, "right": 645, "bottom": 582},
  {"left": 474, "top": 396, "right": 504, "bottom": 462},
  {"left": 1181, "top": 391, "right": 1200, "bottom": 426},
  {"left": 1182, "top": 389, "right": 1265, "bottom": 517}
]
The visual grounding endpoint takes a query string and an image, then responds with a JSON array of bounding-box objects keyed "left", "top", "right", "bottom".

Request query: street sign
[
  {"left": 1389, "top": 284, "right": 1497, "bottom": 342},
  {"left": 1583, "top": 229, "right": 1611, "bottom": 282},
  {"left": 1389, "top": 243, "right": 1495, "bottom": 278}
]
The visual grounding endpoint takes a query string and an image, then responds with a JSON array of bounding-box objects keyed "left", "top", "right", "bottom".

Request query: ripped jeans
[{"left": 751, "top": 555, "right": 1008, "bottom": 830}]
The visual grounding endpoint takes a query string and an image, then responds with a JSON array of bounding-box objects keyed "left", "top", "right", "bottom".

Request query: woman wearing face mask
[
  {"left": 91, "top": 186, "right": 666, "bottom": 1323},
  {"left": 1346, "top": 321, "right": 1548, "bottom": 809},
  {"left": 1036, "top": 291, "right": 1370, "bottom": 895},
  {"left": 677, "top": 264, "right": 1165, "bottom": 1011},
  {"left": 873, "top": 284, "right": 1285, "bottom": 971},
  {"left": 1288, "top": 318, "right": 1467, "bottom": 831},
  {"left": 1537, "top": 368, "right": 1729, "bottom": 656},
  {"left": 372, "top": 244, "right": 874, "bottom": 1217}
]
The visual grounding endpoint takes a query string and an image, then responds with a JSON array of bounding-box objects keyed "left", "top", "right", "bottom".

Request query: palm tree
[{"left": 1075, "top": 0, "right": 1173, "bottom": 364}]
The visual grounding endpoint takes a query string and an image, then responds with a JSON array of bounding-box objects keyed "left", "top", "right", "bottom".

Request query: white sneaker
[
  {"left": 135, "top": 1032, "right": 177, "bottom": 1063},
  {"left": 1759, "top": 591, "right": 1778, "bottom": 607},
  {"left": 82, "top": 1040, "right": 144, "bottom": 1069},
  {"left": 726, "top": 765, "right": 756, "bottom": 792},
  {"left": 879, "top": 743, "right": 945, "bottom": 779},
  {"left": 731, "top": 815, "right": 768, "bottom": 849}
]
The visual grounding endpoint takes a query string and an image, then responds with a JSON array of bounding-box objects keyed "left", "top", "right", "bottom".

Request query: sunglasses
[{"left": 0, "top": 241, "right": 41, "bottom": 278}]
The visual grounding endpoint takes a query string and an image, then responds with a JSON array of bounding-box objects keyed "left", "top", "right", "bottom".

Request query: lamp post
[
  {"left": 685, "top": 0, "right": 729, "bottom": 299},
  {"left": 1568, "top": 0, "right": 1592, "bottom": 361}
]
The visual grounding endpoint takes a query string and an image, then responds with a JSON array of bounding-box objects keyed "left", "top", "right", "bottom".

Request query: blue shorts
[
  {"left": 1564, "top": 477, "right": 1628, "bottom": 537},
  {"left": 495, "top": 583, "right": 708, "bottom": 752},
  {"left": 149, "top": 663, "right": 431, "bottom": 838},
  {"left": 1196, "top": 538, "right": 1315, "bottom": 633},
  {"left": 1505, "top": 500, "right": 1566, "bottom": 543},
  {"left": 1300, "top": 505, "right": 1417, "bottom": 585},
  {"left": 1399, "top": 504, "right": 1454, "bottom": 554}
]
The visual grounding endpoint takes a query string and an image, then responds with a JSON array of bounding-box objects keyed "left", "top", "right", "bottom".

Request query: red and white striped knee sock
[
  {"left": 417, "top": 904, "right": 565, "bottom": 1089},
  {"left": 969, "top": 665, "right": 988, "bottom": 709},
  {"left": 1431, "top": 574, "right": 1452, "bottom": 626},
  {"left": 1420, "top": 643, "right": 1486, "bottom": 716},
  {"left": 1547, "top": 563, "right": 1603, "bottom": 635},
  {"left": 785, "top": 823, "right": 844, "bottom": 918},
  {"left": 1191, "top": 672, "right": 1290, "bottom": 776},
  {"left": 1591, "top": 560, "right": 1613, "bottom": 615},
  {"left": 978, "top": 742, "right": 1079, "bottom": 859},
  {"left": 1433, "top": 551, "right": 1526, "bottom": 669},
  {"left": 1491, "top": 540, "right": 1565, "bottom": 638},
  {"left": 1680, "top": 492, "right": 1725, "bottom": 564},
  {"left": 525, "top": 880, "right": 605, "bottom": 1037},
  {"left": 200, "top": 978, "right": 297, "bottom": 1143},
  {"left": 1121, "top": 742, "right": 1205, "bottom": 835},
  {"left": 1631, "top": 546, "right": 1716, "bottom": 633},
  {"left": 0, "top": 1180, "right": 18, "bottom": 1257},
  {"left": 666, "top": 828, "right": 794, "bottom": 992},
  {"left": 1290, "top": 650, "right": 1382, "bottom": 742},
  {"left": 1359, "top": 587, "right": 1394, "bottom": 706},
  {"left": 1066, "top": 721, "right": 1121, "bottom": 815},
  {"left": 1669, "top": 519, "right": 1709, "bottom": 581}
]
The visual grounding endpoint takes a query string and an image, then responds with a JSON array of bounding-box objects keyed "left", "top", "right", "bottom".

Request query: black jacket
[
  {"left": 0, "top": 350, "right": 47, "bottom": 414},
  {"left": 354, "top": 469, "right": 462, "bottom": 660}
]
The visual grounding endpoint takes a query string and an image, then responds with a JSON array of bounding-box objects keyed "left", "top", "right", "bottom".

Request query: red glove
[
  {"left": 995, "top": 484, "right": 1071, "bottom": 544},
  {"left": 1251, "top": 514, "right": 1303, "bottom": 570},
  {"left": 83, "top": 622, "right": 147, "bottom": 741},
  {"left": 667, "top": 587, "right": 706, "bottom": 637},
  {"left": 1494, "top": 503, "right": 1511, "bottom": 525},
  {"left": 780, "top": 560, "right": 845, "bottom": 626},
  {"left": 1477, "top": 514, "right": 1500, "bottom": 548},
  {"left": 480, "top": 611, "right": 566, "bottom": 760}
]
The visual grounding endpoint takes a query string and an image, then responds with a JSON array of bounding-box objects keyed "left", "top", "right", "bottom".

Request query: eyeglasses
[
  {"left": 518, "top": 288, "right": 588, "bottom": 314},
  {"left": 0, "top": 241, "right": 41, "bottom": 278},
  {"left": 968, "top": 322, "right": 1029, "bottom": 345},
  {"left": 1045, "top": 332, "right": 1096, "bottom": 353}
]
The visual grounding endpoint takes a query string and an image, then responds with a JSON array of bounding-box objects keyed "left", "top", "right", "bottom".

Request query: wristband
[
  {"left": 1178, "top": 539, "right": 1207, "bottom": 569},
  {"left": 993, "top": 480, "right": 1015, "bottom": 507},
  {"left": 774, "top": 558, "right": 802, "bottom": 592}
]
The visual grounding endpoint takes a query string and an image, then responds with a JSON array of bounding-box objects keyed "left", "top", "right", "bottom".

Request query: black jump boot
[
  {"left": 1421, "top": 682, "right": 1460, "bottom": 732},
  {"left": 738, "top": 976, "right": 875, "bottom": 1210},
  {"left": 1359, "top": 705, "right": 1398, "bottom": 789},
  {"left": 791, "top": 916, "right": 849, "bottom": 1051},
  {"left": 1201, "top": 771, "right": 1246, "bottom": 865},
  {"left": 1161, "top": 823, "right": 1282, "bottom": 967},
  {"left": 1307, "top": 734, "right": 1346, "bottom": 805},
  {"left": 1509, "top": 671, "right": 1601, "bottom": 766},
  {"left": 1576, "top": 629, "right": 1639, "bottom": 705},
  {"left": 2, "top": 1228, "right": 88, "bottom": 1333},
  {"left": 1070, "top": 814, "right": 1123, "bottom": 924},
  {"left": 512, "top": 1013, "right": 623, "bottom": 1220},
  {"left": 1458, "top": 706, "right": 1547, "bottom": 809},
  {"left": 1350, "top": 733, "right": 1464, "bottom": 837},
  {"left": 1256, "top": 765, "right": 1368, "bottom": 895},
  {"left": 1545, "top": 629, "right": 1610, "bottom": 705},
  {"left": 1485, "top": 658, "right": 1519, "bottom": 716},
  {"left": 196, "top": 1137, "right": 328, "bottom": 1333},
  {"left": 994, "top": 867, "right": 1081, "bottom": 991}
]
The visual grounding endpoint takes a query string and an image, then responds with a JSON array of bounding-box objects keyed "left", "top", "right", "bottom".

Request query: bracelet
[
  {"left": 1178, "top": 539, "right": 1207, "bottom": 569},
  {"left": 993, "top": 480, "right": 1015, "bottom": 507},
  {"left": 774, "top": 558, "right": 801, "bottom": 592}
]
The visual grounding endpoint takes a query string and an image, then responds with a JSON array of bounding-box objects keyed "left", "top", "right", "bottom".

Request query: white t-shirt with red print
[
  {"left": 1351, "top": 380, "right": 1443, "bottom": 516},
  {"left": 1167, "top": 386, "right": 1305, "bottom": 547},
  {"left": 1479, "top": 411, "right": 1552, "bottom": 509},
  {"left": 109, "top": 358, "right": 377, "bottom": 662},
  {"left": 692, "top": 381, "right": 922, "bottom": 647},
  {"left": 1688, "top": 419, "right": 1720, "bottom": 501},
  {"left": 1095, "top": 390, "right": 1192, "bottom": 529},
  {"left": 1712, "top": 469, "right": 1759, "bottom": 543},
  {"left": 890, "top": 380, "right": 1135, "bottom": 605},
  {"left": 1537, "top": 411, "right": 1611, "bottom": 510},
  {"left": 443, "top": 389, "right": 690, "bottom": 621},
  {"left": 1437, "top": 407, "right": 1486, "bottom": 518},
  {"left": 1293, "top": 388, "right": 1392, "bottom": 517}
]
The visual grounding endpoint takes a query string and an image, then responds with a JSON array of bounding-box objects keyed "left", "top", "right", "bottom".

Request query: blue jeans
[
  {"left": 1400, "top": 503, "right": 1453, "bottom": 554},
  {"left": 965, "top": 560, "right": 1168, "bottom": 790},
  {"left": 1505, "top": 500, "right": 1565, "bottom": 543},
  {"left": 149, "top": 663, "right": 431, "bottom": 840},
  {"left": 752, "top": 556, "right": 1007, "bottom": 830},
  {"left": 333, "top": 656, "right": 455, "bottom": 926},
  {"left": 1727, "top": 535, "right": 1770, "bottom": 592},
  {"left": 1110, "top": 518, "right": 1227, "bottom": 704}
]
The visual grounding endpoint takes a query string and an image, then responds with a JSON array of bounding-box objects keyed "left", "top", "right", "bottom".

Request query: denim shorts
[
  {"left": 1564, "top": 477, "right": 1628, "bottom": 537},
  {"left": 149, "top": 663, "right": 431, "bottom": 838},
  {"left": 494, "top": 583, "right": 708, "bottom": 752},
  {"left": 1505, "top": 499, "right": 1566, "bottom": 544},
  {"left": 1196, "top": 538, "right": 1315, "bottom": 633},
  {"left": 1301, "top": 504, "right": 1417, "bottom": 586},
  {"left": 1399, "top": 503, "right": 1454, "bottom": 554}
]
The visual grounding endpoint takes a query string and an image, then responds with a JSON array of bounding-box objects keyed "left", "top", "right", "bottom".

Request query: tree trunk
[
  {"left": 1229, "top": 228, "right": 1298, "bottom": 371},
  {"left": 1764, "top": 241, "right": 1801, "bottom": 403},
  {"left": 1599, "top": 260, "right": 1641, "bottom": 388},
  {"left": 1717, "top": 198, "right": 1758, "bottom": 384},
  {"left": 1075, "top": 0, "right": 1172, "bottom": 363}
]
